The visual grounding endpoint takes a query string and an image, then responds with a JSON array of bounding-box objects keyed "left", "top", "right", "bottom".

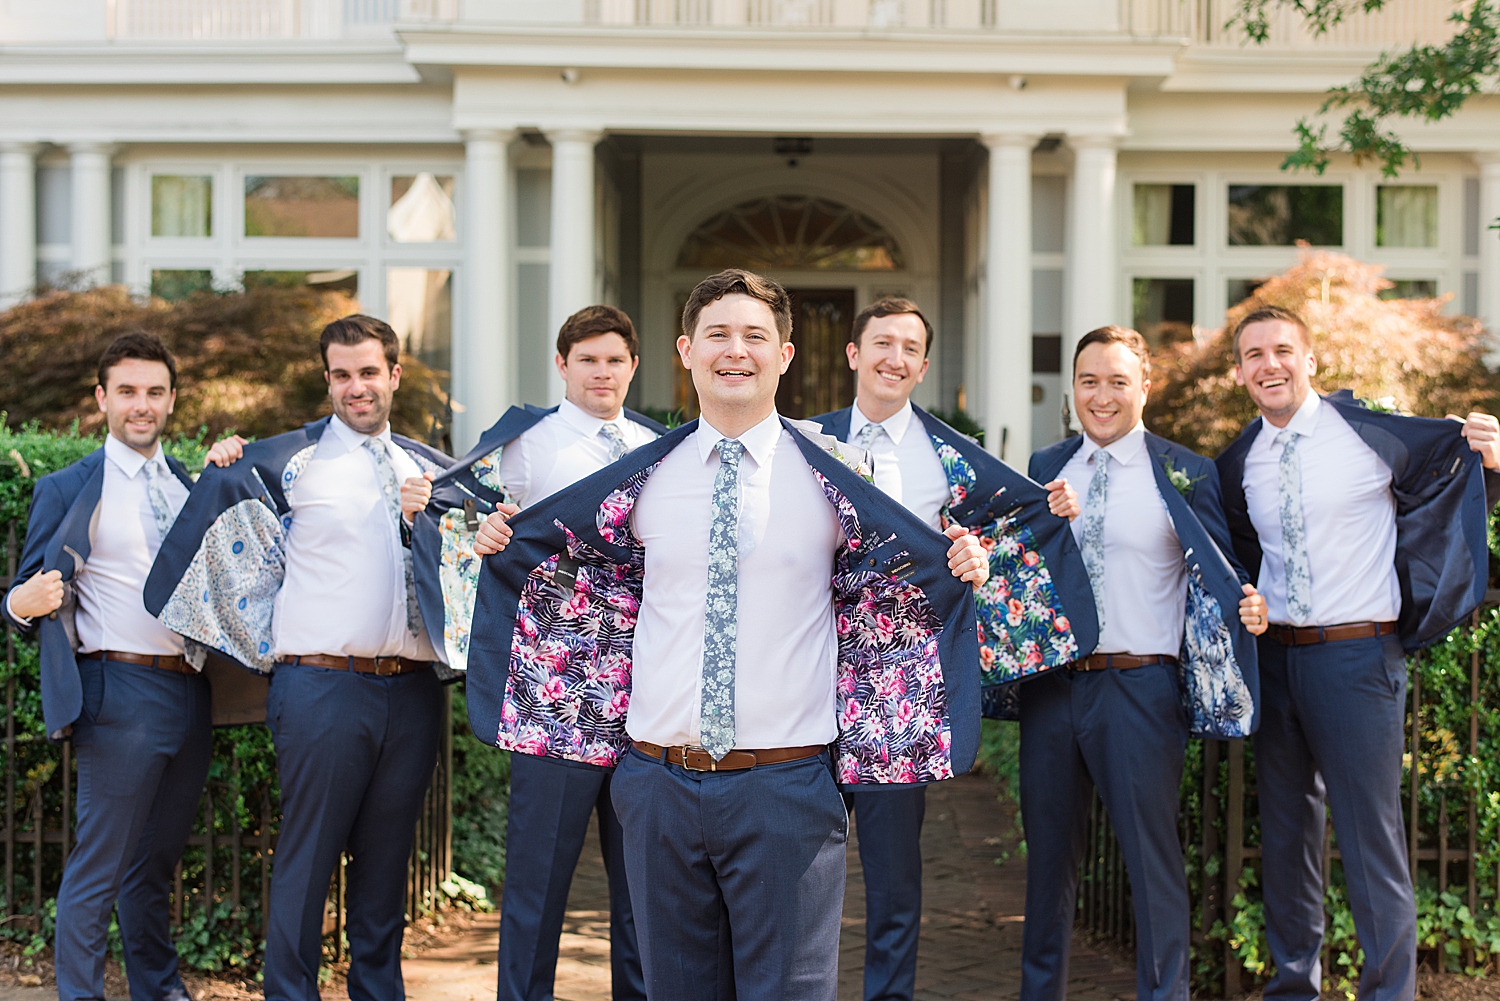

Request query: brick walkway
[{"left": 402, "top": 772, "right": 1137, "bottom": 1001}]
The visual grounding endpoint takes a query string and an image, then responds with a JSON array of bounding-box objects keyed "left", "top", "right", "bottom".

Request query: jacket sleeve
[
  {"left": 2, "top": 476, "right": 64, "bottom": 635},
  {"left": 1187, "top": 459, "right": 1251, "bottom": 586}
]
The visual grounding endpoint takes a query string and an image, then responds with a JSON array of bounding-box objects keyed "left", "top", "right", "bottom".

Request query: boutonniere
[
  {"left": 1162, "top": 458, "right": 1203, "bottom": 498},
  {"left": 1356, "top": 395, "right": 1406, "bottom": 415}
]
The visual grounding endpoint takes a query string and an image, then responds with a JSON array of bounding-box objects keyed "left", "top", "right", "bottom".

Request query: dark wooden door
[{"left": 776, "top": 288, "right": 856, "bottom": 419}]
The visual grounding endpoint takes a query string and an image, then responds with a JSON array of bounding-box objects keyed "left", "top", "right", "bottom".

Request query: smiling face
[
  {"left": 96, "top": 357, "right": 175, "bottom": 456},
  {"left": 677, "top": 293, "right": 794, "bottom": 434},
  {"left": 848, "top": 312, "right": 929, "bottom": 419},
  {"left": 1234, "top": 319, "right": 1316, "bottom": 427},
  {"left": 1073, "top": 341, "right": 1149, "bottom": 448},
  {"left": 325, "top": 338, "right": 401, "bottom": 436},
  {"left": 558, "top": 331, "right": 639, "bottom": 420}
]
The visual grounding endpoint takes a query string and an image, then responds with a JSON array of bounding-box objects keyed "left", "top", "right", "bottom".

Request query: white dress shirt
[
  {"left": 273, "top": 416, "right": 437, "bottom": 661},
  {"left": 499, "top": 398, "right": 659, "bottom": 509},
  {"left": 1059, "top": 424, "right": 1186, "bottom": 658},
  {"left": 1243, "top": 391, "right": 1400, "bottom": 626},
  {"left": 628, "top": 411, "right": 843, "bottom": 749},
  {"left": 847, "top": 400, "right": 951, "bottom": 530},
  {"left": 70, "top": 435, "right": 190, "bottom": 657}
]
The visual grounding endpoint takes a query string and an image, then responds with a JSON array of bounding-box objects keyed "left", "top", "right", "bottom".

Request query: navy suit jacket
[
  {"left": 1031, "top": 430, "right": 1261, "bottom": 738},
  {"left": 1216, "top": 389, "right": 1498, "bottom": 652},
  {"left": 144, "top": 418, "right": 453, "bottom": 681},
  {"left": 411, "top": 404, "right": 667, "bottom": 671},
  {"left": 813, "top": 405, "right": 1099, "bottom": 721},
  {"left": 464, "top": 416, "right": 982, "bottom": 789},
  {"left": 3, "top": 447, "right": 192, "bottom": 740}
]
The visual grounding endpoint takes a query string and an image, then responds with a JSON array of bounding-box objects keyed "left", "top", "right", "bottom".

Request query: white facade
[{"left": 1, "top": 0, "right": 1497, "bottom": 456}]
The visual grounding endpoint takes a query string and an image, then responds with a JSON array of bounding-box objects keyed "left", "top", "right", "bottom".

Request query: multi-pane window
[
  {"left": 1227, "top": 184, "right": 1342, "bottom": 246},
  {"left": 244, "top": 176, "right": 360, "bottom": 238},
  {"left": 389, "top": 174, "right": 456, "bottom": 243},
  {"left": 1132, "top": 278, "right": 1195, "bottom": 347},
  {"left": 151, "top": 175, "right": 213, "bottom": 237},
  {"left": 1376, "top": 186, "right": 1438, "bottom": 248},
  {"left": 1132, "top": 184, "right": 1195, "bottom": 246}
]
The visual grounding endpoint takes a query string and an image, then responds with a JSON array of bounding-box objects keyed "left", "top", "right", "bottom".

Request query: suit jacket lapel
[
  {"left": 44, "top": 451, "right": 104, "bottom": 577},
  {"left": 1033, "top": 435, "right": 1084, "bottom": 486}
]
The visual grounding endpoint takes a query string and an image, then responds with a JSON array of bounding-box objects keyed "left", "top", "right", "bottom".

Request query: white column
[
  {"left": 1064, "top": 135, "right": 1119, "bottom": 426},
  {"left": 1479, "top": 153, "right": 1500, "bottom": 356},
  {"left": 0, "top": 143, "right": 39, "bottom": 308},
  {"left": 981, "top": 133, "right": 1036, "bottom": 462},
  {"left": 69, "top": 142, "right": 116, "bottom": 287},
  {"left": 545, "top": 128, "right": 603, "bottom": 406},
  {"left": 458, "top": 128, "right": 518, "bottom": 453}
]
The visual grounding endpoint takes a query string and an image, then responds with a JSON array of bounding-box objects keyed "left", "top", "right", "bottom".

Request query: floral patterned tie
[
  {"left": 855, "top": 422, "right": 881, "bottom": 450},
  {"left": 141, "top": 460, "right": 177, "bottom": 540},
  {"left": 599, "top": 423, "right": 628, "bottom": 463},
  {"left": 1275, "top": 429, "right": 1313, "bottom": 624},
  {"left": 1080, "top": 449, "right": 1109, "bottom": 633},
  {"left": 699, "top": 438, "right": 744, "bottom": 760},
  {"left": 363, "top": 438, "right": 423, "bottom": 638}
]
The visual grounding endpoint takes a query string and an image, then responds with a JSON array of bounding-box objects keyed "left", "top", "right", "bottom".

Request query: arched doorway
[{"left": 671, "top": 194, "right": 908, "bottom": 419}]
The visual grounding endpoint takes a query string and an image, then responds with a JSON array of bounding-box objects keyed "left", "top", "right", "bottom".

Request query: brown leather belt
[
  {"left": 94, "top": 651, "right": 194, "bottom": 675},
  {"left": 1071, "top": 653, "right": 1178, "bottom": 672},
  {"left": 632, "top": 740, "right": 826, "bottom": 773},
  {"left": 1267, "top": 621, "right": 1397, "bottom": 646},
  {"left": 282, "top": 654, "right": 429, "bottom": 677}
]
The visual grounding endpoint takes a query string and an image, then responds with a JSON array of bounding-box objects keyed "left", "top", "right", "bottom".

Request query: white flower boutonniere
[
  {"left": 1357, "top": 395, "right": 1406, "bottom": 415},
  {"left": 1162, "top": 458, "right": 1203, "bottom": 498}
]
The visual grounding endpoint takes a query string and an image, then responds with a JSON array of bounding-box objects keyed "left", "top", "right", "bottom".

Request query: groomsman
[
  {"left": 411, "top": 304, "right": 663, "bottom": 1001},
  {"left": 145, "top": 316, "right": 452, "bottom": 1001},
  {"left": 1217, "top": 306, "right": 1500, "bottom": 1001},
  {"left": 3, "top": 333, "right": 238, "bottom": 1001},
  {"left": 465, "top": 268, "right": 1000, "bottom": 1001},
  {"left": 1027, "top": 326, "right": 1267, "bottom": 1001},
  {"left": 811, "top": 297, "right": 1092, "bottom": 1001}
]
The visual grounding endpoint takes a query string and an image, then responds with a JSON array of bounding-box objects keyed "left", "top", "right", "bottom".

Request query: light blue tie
[
  {"left": 1275, "top": 429, "right": 1313, "bottom": 624},
  {"left": 599, "top": 423, "right": 629, "bottom": 463},
  {"left": 364, "top": 438, "right": 424, "bottom": 637},
  {"left": 142, "top": 460, "right": 177, "bottom": 539},
  {"left": 1080, "top": 449, "right": 1109, "bottom": 633},
  {"left": 855, "top": 422, "right": 881, "bottom": 450},
  {"left": 699, "top": 439, "right": 743, "bottom": 761}
]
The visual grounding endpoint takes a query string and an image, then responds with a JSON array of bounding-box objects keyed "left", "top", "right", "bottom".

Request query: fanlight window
[{"left": 677, "top": 195, "right": 904, "bottom": 272}]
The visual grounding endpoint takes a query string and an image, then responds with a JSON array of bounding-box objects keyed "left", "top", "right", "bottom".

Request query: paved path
[{"left": 403, "top": 772, "right": 1138, "bottom": 1001}]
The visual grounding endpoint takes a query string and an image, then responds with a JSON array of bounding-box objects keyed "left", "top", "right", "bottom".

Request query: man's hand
[
  {"left": 205, "top": 435, "right": 248, "bottom": 468},
  {"left": 1452, "top": 412, "right": 1500, "bottom": 471},
  {"left": 473, "top": 504, "right": 521, "bottom": 556},
  {"left": 9, "top": 569, "right": 64, "bottom": 620},
  {"left": 1238, "top": 583, "right": 1268, "bottom": 637},
  {"left": 400, "top": 472, "right": 434, "bottom": 522},
  {"left": 944, "top": 523, "right": 989, "bottom": 592},
  {"left": 1044, "top": 479, "right": 1080, "bottom": 521}
]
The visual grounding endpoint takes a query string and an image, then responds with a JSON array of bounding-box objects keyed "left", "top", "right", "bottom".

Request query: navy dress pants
[
  {"left": 1018, "top": 665, "right": 1191, "bottom": 1001},
  {"left": 263, "top": 664, "right": 443, "bottom": 1001},
  {"left": 844, "top": 787, "right": 926, "bottom": 1001},
  {"left": 611, "top": 747, "right": 848, "bottom": 1001},
  {"left": 497, "top": 752, "right": 644, "bottom": 1001},
  {"left": 56, "top": 656, "right": 212, "bottom": 1001},
  {"left": 1256, "top": 634, "right": 1416, "bottom": 1001}
]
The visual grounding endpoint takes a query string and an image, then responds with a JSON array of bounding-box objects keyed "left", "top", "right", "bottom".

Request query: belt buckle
[
  {"left": 374, "top": 657, "right": 400, "bottom": 677},
  {"left": 680, "top": 745, "right": 717, "bottom": 772}
]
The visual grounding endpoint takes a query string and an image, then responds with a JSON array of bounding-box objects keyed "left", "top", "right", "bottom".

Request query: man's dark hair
[
  {"left": 320, "top": 314, "right": 401, "bottom": 371},
  {"left": 682, "top": 269, "right": 793, "bottom": 343},
  {"left": 1230, "top": 305, "right": 1312, "bottom": 360},
  {"left": 98, "top": 331, "right": 177, "bottom": 391},
  {"left": 1072, "top": 325, "right": 1151, "bottom": 380},
  {"left": 557, "top": 304, "right": 639, "bottom": 360},
  {"left": 850, "top": 297, "right": 934, "bottom": 353}
]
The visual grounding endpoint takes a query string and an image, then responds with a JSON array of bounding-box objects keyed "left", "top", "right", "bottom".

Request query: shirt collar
[
  {"left": 697, "top": 410, "right": 782, "bottom": 468},
  {"left": 1254, "top": 390, "right": 1322, "bottom": 451},
  {"left": 850, "top": 399, "right": 915, "bottom": 445},
  {"left": 104, "top": 433, "right": 166, "bottom": 479},
  {"left": 328, "top": 414, "right": 393, "bottom": 451},
  {"left": 1080, "top": 421, "right": 1146, "bottom": 466},
  {"left": 557, "top": 397, "right": 619, "bottom": 438}
]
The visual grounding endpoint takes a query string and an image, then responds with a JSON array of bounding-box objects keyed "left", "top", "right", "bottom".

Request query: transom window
[{"left": 677, "top": 195, "right": 904, "bottom": 271}]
